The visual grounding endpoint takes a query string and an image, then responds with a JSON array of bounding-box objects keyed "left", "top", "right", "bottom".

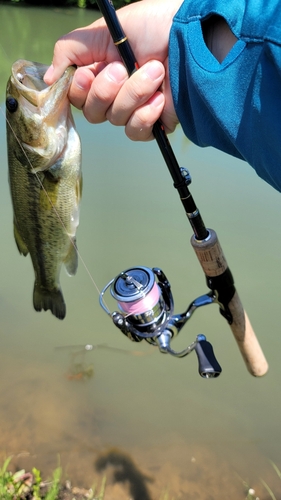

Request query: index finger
[{"left": 44, "top": 19, "right": 119, "bottom": 84}]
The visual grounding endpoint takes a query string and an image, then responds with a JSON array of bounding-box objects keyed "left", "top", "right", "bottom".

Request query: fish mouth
[
  {"left": 13, "top": 60, "right": 49, "bottom": 92},
  {"left": 8, "top": 60, "right": 76, "bottom": 161},
  {"left": 11, "top": 59, "right": 74, "bottom": 112}
]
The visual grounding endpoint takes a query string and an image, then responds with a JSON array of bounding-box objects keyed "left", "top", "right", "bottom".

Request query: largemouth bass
[{"left": 6, "top": 60, "right": 82, "bottom": 320}]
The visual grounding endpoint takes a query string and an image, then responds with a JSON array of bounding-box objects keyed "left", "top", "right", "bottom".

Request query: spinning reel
[{"left": 99, "top": 266, "right": 222, "bottom": 378}]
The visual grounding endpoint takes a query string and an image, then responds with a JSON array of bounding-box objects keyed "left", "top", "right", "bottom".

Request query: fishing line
[
  {"left": 1, "top": 104, "right": 104, "bottom": 301},
  {"left": 0, "top": 43, "right": 9, "bottom": 62}
]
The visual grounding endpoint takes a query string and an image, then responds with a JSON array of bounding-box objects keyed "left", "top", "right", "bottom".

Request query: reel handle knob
[{"left": 195, "top": 336, "right": 222, "bottom": 378}]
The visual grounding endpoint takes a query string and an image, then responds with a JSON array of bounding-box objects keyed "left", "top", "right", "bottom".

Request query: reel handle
[
  {"left": 194, "top": 337, "right": 222, "bottom": 378},
  {"left": 191, "top": 229, "right": 268, "bottom": 377}
]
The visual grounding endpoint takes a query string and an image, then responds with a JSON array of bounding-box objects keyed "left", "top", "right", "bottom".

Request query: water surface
[{"left": 1, "top": 5, "right": 281, "bottom": 499}]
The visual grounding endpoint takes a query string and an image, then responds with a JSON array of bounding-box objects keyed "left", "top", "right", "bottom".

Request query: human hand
[{"left": 44, "top": 0, "right": 183, "bottom": 141}]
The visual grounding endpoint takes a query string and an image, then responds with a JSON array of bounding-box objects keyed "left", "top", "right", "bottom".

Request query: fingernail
[
  {"left": 144, "top": 61, "right": 164, "bottom": 81},
  {"left": 106, "top": 62, "right": 128, "bottom": 82}
]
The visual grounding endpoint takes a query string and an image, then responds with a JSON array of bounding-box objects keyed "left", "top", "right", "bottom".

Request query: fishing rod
[{"left": 96, "top": 0, "right": 268, "bottom": 378}]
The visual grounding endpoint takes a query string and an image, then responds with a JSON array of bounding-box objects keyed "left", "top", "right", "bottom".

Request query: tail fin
[{"left": 33, "top": 283, "right": 66, "bottom": 320}]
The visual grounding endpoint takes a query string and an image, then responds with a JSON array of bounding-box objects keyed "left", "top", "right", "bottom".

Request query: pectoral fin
[
  {"left": 13, "top": 222, "right": 29, "bottom": 256},
  {"left": 64, "top": 238, "right": 78, "bottom": 276},
  {"left": 76, "top": 174, "right": 83, "bottom": 204}
]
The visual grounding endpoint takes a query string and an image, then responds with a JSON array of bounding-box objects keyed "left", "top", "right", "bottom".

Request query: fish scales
[{"left": 6, "top": 60, "right": 82, "bottom": 320}]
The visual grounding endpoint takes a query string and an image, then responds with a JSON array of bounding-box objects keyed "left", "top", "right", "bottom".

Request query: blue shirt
[{"left": 169, "top": 0, "right": 281, "bottom": 191}]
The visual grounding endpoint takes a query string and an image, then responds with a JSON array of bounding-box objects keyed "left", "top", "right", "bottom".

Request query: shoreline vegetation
[
  {"left": 1, "top": 456, "right": 281, "bottom": 500},
  {"left": 0, "top": 0, "right": 137, "bottom": 9},
  {"left": 0, "top": 459, "right": 107, "bottom": 499}
]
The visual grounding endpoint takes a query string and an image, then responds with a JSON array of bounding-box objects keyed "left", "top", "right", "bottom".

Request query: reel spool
[{"left": 99, "top": 266, "right": 222, "bottom": 378}]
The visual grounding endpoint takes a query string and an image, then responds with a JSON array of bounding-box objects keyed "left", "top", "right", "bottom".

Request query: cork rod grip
[{"left": 191, "top": 229, "right": 268, "bottom": 377}]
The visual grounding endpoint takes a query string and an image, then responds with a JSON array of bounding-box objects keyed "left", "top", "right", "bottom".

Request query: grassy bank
[
  {"left": 0, "top": 457, "right": 106, "bottom": 499},
  {"left": 1, "top": 456, "right": 281, "bottom": 499}
]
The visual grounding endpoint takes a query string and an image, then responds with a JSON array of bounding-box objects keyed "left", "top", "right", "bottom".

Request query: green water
[{"left": 1, "top": 4, "right": 281, "bottom": 498}]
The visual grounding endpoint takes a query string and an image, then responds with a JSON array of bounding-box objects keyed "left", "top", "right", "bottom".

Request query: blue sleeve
[{"left": 169, "top": 0, "right": 281, "bottom": 192}]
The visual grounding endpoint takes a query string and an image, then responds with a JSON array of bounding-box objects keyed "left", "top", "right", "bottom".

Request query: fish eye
[{"left": 6, "top": 97, "right": 18, "bottom": 113}]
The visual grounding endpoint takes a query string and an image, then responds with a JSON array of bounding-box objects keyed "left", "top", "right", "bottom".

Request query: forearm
[
  {"left": 169, "top": 0, "right": 281, "bottom": 192},
  {"left": 202, "top": 15, "right": 238, "bottom": 63}
]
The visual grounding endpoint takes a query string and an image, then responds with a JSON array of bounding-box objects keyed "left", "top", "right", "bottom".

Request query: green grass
[
  {"left": 240, "top": 461, "right": 281, "bottom": 500},
  {"left": 0, "top": 457, "right": 62, "bottom": 499},
  {"left": 0, "top": 457, "right": 105, "bottom": 499},
  {"left": 260, "top": 461, "right": 281, "bottom": 500}
]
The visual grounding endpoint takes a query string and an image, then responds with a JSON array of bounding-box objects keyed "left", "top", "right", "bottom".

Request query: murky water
[{"left": 1, "top": 4, "right": 281, "bottom": 499}]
